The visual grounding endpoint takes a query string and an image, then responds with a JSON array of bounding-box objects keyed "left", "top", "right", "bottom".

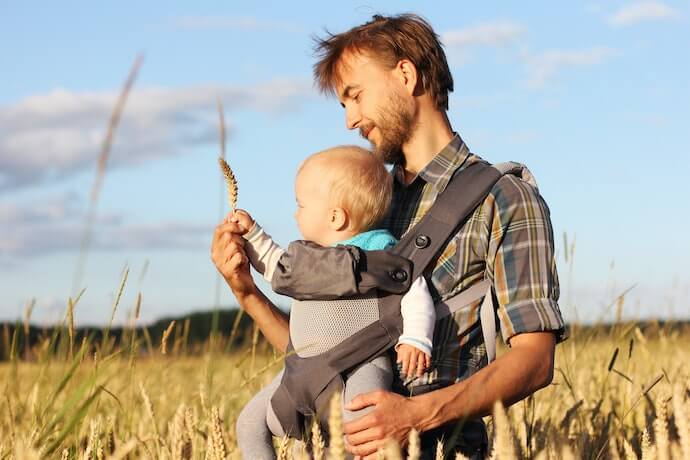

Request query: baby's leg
[
  {"left": 236, "top": 369, "right": 284, "bottom": 460},
  {"left": 342, "top": 355, "right": 393, "bottom": 424}
]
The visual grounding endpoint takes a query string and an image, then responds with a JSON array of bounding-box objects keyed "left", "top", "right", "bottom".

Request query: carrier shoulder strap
[{"left": 393, "top": 161, "right": 525, "bottom": 363}]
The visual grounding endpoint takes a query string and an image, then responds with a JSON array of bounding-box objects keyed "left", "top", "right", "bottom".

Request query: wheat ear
[
  {"left": 160, "top": 320, "right": 176, "bottom": 355},
  {"left": 209, "top": 406, "right": 227, "bottom": 460},
  {"left": 492, "top": 400, "right": 516, "bottom": 459},
  {"left": 218, "top": 158, "right": 238, "bottom": 212},
  {"left": 673, "top": 383, "right": 690, "bottom": 460},
  {"left": 407, "top": 429, "right": 421, "bottom": 460},
  {"left": 653, "top": 397, "right": 670, "bottom": 460},
  {"left": 327, "top": 392, "right": 346, "bottom": 460},
  {"left": 216, "top": 97, "right": 237, "bottom": 211},
  {"left": 311, "top": 420, "right": 326, "bottom": 460}
]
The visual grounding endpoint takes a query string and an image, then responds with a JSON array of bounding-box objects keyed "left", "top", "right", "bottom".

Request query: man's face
[{"left": 336, "top": 51, "right": 416, "bottom": 164}]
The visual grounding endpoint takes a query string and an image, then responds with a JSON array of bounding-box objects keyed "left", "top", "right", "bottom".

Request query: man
[{"left": 211, "top": 14, "right": 565, "bottom": 459}]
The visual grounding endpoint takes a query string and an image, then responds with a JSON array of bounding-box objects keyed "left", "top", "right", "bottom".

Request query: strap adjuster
[{"left": 414, "top": 235, "right": 430, "bottom": 249}]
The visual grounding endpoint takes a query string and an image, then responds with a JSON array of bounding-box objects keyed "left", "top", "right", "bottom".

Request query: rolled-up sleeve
[{"left": 487, "top": 175, "right": 567, "bottom": 344}]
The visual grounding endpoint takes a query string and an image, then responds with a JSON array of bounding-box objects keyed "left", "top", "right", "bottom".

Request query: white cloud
[
  {"left": 0, "top": 80, "right": 312, "bottom": 192},
  {"left": 172, "top": 16, "right": 302, "bottom": 33},
  {"left": 523, "top": 47, "right": 617, "bottom": 88},
  {"left": 608, "top": 2, "right": 680, "bottom": 26},
  {"left": 442, "top": 21, "right": 527, "bottom": 67},
  {"left": 0, "top": 193, "right": 211, "bottom": 262},
  {"left": 442, "top": 20, "right": 526, "bottom": 48}
]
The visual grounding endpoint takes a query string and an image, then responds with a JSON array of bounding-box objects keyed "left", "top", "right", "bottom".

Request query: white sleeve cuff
[{"left": 398, "top": 276, "right": 436, "bottom": 354}]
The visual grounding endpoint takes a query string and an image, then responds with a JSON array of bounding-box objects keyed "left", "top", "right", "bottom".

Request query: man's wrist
[
  {"left": 225, "top": 278, "right": 260, "bottom": 304},
  {"left": 410, "top": 384, "right": 460, "bottom": 433}
]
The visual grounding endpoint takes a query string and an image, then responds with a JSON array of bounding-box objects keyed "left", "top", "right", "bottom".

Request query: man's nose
[{"left": 345, "top": 104, "right": 361, "bottom": 130}]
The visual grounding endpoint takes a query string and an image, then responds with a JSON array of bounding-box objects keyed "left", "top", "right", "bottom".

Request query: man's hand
[
  {"left": 344, "top": 390, "right": 422, "bottom": 458},
  {"left": 344, "top": 332, "right": 557, "bottom": 458},
  {"left": 211, "top": 220, "right": 255, "bottom": 299},
  {"left": 396, "top": 344, "right": 431, "bottom": 378},
  {"left": 210, "top": 218, "right": 290, "bottom": 352}
]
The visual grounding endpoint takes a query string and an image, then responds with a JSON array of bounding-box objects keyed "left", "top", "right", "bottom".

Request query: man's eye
[{"left": 354, "top": 92, "right": 362, "bottom": 102}]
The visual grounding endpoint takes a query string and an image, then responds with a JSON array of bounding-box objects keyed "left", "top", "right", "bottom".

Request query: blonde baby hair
[{"left": 298, "top": 146, "right": 392, "bottom": 233}]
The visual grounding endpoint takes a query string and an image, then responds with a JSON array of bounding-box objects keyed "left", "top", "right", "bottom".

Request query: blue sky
[{"left": 1, "top": 1, "right": 688, "bottom": 325}]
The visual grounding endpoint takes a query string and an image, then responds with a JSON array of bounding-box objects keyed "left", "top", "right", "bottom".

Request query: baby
[{"left": 233, "top": 146, "right": 436, "bottom": 459}]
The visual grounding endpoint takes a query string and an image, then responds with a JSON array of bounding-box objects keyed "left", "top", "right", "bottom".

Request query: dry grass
[{"left": 1, "top": 318, "right": 688, "bottom": 459}]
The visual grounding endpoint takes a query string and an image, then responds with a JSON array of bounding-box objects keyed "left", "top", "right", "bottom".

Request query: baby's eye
[{"left": 354, "top": 92, "right": 362, "bottom": 103}]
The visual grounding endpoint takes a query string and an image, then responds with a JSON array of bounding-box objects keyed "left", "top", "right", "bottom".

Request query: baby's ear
[{"left": 329, "top": 207, "right": 349, "bottom": 231}]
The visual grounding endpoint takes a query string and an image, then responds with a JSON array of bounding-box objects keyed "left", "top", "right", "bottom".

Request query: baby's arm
[
  {"left": 228, "top": 211, "right": 412, "bottom": 300},
  {"left": 230, "top": 210, "right": 285, "bottom": 282},
  {"left": 396, "top": 276, "right": 436, "bottom": 378}
]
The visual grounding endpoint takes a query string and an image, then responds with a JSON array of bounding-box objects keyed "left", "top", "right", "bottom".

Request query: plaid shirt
[{"left": 383, "top": 133, "right": 566, "bottom": 390}]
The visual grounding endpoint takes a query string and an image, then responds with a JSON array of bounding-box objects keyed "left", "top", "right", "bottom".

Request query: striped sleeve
[{"left": 486, "top": 175, "right": 567, "bottom": 344}]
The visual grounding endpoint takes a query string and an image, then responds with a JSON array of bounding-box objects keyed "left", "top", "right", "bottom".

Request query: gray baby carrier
[{"left": 270, "top": 161, "right": 521, "bottom": 439}]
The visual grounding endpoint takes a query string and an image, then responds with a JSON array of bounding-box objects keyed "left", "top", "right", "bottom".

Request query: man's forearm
[
  {"left": 233, "top": 285, "right": 290, "bottom": 353},
  {"left": 412, "top": 332, "right": 556, "bottom": 432}
]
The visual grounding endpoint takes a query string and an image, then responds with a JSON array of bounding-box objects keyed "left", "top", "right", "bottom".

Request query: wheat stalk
[
  {"left": 654, "top": 396, "right": 670, "bottom": 460},
  {"left": 216, "top": 97, "right": 238, "bottom": 211},
  {"left": 311, "top": 420, "right": 326, "bottom": 460},
  {"left": 104, "top": 439, "right": 138, "bottom": 460},
  {"left": 384, "top": 438, "right": 403, "bottom": 460},
  {"left": 673, "top": 383, "right": 690, "bottom": 460},
  {"left": 72, "top": 55, "right": 143, "bottom": 297},
  {"left": 492, "top": 401, "right": 516, "bottom": 459},
  {"left": 171, "top": 404, "right": 192, "bottom": 460},
  {"left": 139, "top": 383, "right": 159, "bottom": 438},
  {"left": 609, "top": 437, "right": 622, "bottom": 460},
  {"left": 161, "top": 321, "right": 176, "bottom": 355},
  {"left": 327, "top": 392, "right": 346, "bottom": 460},
  {"left": 641, "top": 428, "right": 654, "bottom": 460},
  {"left": 23, "top": 298, "right": 35, "bottom": 359},
  {"left": 218, "top": 157, "right": 238, "bottom": 212},
  {"left": 407, "top": 429, "right": 421, "bottom": 460},
  {"left": 209, "top": 406, "right": 227, "bottom": 460},
  {"left": 622, "top": 438, "right": 638, "bottom": 460},
  {"left": 434, "top": 440, "right": 444, "bottom": 460},
  {"left": 277, "top": 436, "right": 290, "bottom": 460}
]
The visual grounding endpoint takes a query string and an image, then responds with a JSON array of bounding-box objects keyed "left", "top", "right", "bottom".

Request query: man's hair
[
  {"left": 299, "top": 146, "right": 392, "bottom": 232},
  {"left": 313, "top": 13, "right": 454, "bottom": 111}
]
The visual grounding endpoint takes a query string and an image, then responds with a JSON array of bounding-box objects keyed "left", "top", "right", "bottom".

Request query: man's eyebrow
[{"left": 340, "top": 84, "right": 360, "bottom": 100}]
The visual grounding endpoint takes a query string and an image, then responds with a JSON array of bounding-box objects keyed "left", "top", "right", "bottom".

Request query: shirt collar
[{"left": 392, "top": 133, "right": 473, "bottom": 194}]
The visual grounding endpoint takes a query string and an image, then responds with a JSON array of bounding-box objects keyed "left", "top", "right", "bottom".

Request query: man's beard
[{"left": 360, "top": 89, "right": 415, "bottom": 165}]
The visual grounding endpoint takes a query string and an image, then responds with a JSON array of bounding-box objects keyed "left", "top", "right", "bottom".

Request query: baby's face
[{"left": 294, "top": 163, "right": 334, "bottom": 246}]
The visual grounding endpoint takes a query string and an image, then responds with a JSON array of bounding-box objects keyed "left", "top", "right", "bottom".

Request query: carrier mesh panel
[{"left": 289, "top": 295, "right": 380, "bottom": 357}]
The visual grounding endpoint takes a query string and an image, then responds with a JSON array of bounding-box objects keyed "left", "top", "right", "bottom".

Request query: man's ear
[
  {"left": 329, "top": 207, "right": 349, "bottom": 231},
  {"left": 395, "top": 59, "right": 418, "bottom": 96}
]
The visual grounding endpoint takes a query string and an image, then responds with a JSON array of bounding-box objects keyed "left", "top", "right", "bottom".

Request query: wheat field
[{"left": 1, "top": 308, "right": 689, "bottom": 460}]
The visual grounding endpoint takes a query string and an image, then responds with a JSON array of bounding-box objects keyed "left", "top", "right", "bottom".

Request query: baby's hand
[
  {"left": 396, "top": 343, "right": 431, "bottom": 378},
  {"left": 228, "top": 209, "right": 255, "bottom": 234}
]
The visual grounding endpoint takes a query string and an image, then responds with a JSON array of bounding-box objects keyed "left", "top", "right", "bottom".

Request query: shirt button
[
  {"left": 414, "top": 235, "right": 430, "bottom": 249},
  {"left": 389, "top": 269, "right": 408, "bottom": 283}
]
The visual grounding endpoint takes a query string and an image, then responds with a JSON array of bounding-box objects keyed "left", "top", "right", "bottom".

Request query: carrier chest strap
[
  {"left": 434, "top": 279, "right": 497, "bottom": 363},
  {"left": 392, "top": 161, "right": 502, "bottom": 282}
]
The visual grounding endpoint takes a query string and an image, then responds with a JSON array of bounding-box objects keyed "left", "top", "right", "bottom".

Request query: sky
[{"left": 1, "top": 1, "right": 689, "bottom": 326}]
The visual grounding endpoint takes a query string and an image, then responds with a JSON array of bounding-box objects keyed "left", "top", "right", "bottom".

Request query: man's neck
[{"left": 401, "top": 108, "right": 454, "bottom": 184}]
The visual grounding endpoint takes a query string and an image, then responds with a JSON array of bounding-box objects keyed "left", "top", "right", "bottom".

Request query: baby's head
[{"left": 294, "top": 145, "right": 392, "bottom": 246}]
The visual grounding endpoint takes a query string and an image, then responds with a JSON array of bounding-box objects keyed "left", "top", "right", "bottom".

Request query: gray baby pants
[{"left": 236, "top": 355, "right": 393, "bottom": 460}]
